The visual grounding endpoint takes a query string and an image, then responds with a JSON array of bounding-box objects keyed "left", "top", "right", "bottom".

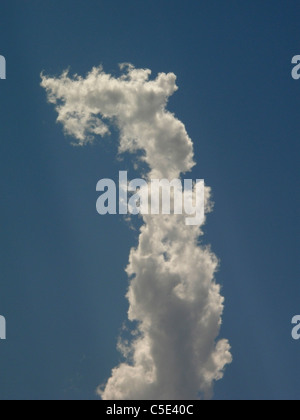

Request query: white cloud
[
  {"left": 41, "top": 64, "right": 232, "bottom": 400},
  {"left": 41, "top": 65, "right": 194, "bottom": 179}
]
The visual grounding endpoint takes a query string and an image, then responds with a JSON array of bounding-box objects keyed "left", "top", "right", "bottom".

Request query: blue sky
[{"left": 0, "top": 0, "right": 299, "bottom": 400}]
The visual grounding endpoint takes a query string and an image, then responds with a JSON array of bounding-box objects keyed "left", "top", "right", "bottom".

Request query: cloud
[
  {"left": 41, "top": 64, "right": 232, "bottom": 400},
  {"left": 41, "top": 65, "right": 194, "bottom": 179}
]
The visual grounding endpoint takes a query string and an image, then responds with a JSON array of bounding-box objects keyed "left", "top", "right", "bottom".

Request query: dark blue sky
[{"left": 0, "top": 0, "right": 299, "bottom": 400}]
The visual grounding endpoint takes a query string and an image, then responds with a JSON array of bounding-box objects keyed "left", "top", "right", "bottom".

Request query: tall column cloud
[{"left": 41, "top": 64, "right": 232, "bottom": 400}]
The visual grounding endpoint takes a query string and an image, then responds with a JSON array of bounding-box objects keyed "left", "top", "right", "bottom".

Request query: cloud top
[{"left": 41, "top": 65, "right": 194, "bottom": 179}]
